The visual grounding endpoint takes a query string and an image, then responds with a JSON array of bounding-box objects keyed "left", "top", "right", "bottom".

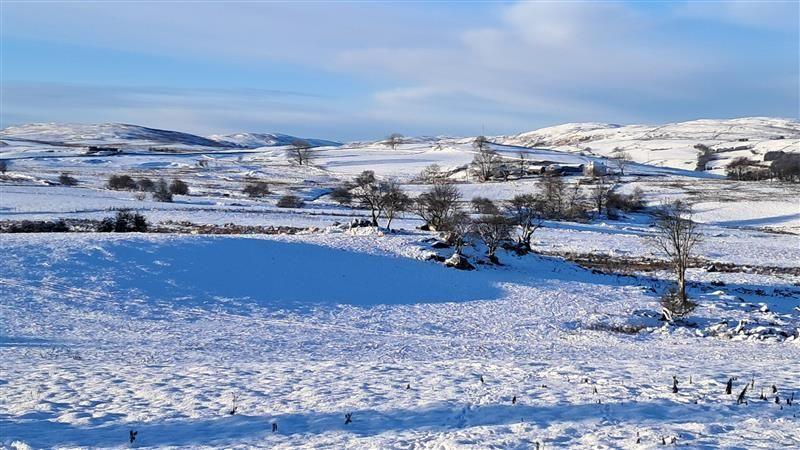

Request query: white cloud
[{"left": 2, "top": 1, "right": 797, "bottom": 137}]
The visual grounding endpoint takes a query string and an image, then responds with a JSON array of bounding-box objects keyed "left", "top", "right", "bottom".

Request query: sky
[{"left": 1, "top": 1, "right": 798, "bottom": 141}]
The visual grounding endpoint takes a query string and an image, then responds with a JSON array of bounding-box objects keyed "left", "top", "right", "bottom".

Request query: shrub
[
  {"left": 98, "top": 209, "right": 148, "bottom": 232},
  {"left": 381, "top": 181, "right": 411, "bottom": 231},
  {"left": 415, "top": 183, "right": 462, "bottom": 231},
  {"left": 0, "top": 160, "right": 8, "bottom": 173},
  {"left": 330, "top": 185, "right": 353, "bottom": 205},
  {"left": 277, "top": 194, "right": 304, "bottom": 208},
  {"left": 243, "top": 181, "right": 270, "bottom": 198},
  {"left": 59, "top": 173, "right": 78, "bottom": 186},
  {"left": 607, "top": 187, "right": 645, "bottom": 214},
  {"left": 770, "top": 153, "right": 800, "bottom": 182},
  {"left": 6, "top": 219, "right": 69, "bottom": 233},
  {"left": 153, "top": 179, "right": 173, "bottom": 202},
  {"left": 471, "top": 197, "right": 500, "bottom": 215},
  {"left": 108, "top": 174, "right": 138, "bottom": 190},
  {"left": 137, "top": 178, "right": 156, "bottom": 192},
  {"left": 169, "top": 179, "right": 189, "bottom": 195},
  {"left": 507, "top": 194, "right": 545, "bottom": 251},
  {"left": 471, "top": 204, "right": 513, "bottom": 263}
]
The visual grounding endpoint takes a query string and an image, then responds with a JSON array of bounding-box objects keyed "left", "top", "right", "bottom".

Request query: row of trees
[
  {"left": 107, "top": 175, "right": 188, "bottom": 195},
  {"left": 329, "top": 170, "right": 644, "bottom": 261},
  {"left": 725, "top": 153, "right": 800, "bottom": 182},
  {"left": 107, "top": 175, "right": 184, "bottom": 202},
  {"left": 328, "top": 170, "right": 700, "bottom": 318}
]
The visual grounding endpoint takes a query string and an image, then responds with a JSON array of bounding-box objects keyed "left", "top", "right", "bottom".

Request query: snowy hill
[
  {"left": 0, "top": 122, "right": 233, "bottom": 149},
  {"left": 208, "top": 132, "right": 340, "bottom": 148},
  {"left": 495, "top": 117, "right": 800, "bottom": 173},
  {"left": 0, "top": 123, "right": 340, "bottom": 151}
]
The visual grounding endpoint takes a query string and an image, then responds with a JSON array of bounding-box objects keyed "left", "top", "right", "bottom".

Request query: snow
[
  {"left": 1, "top": 232, "right": 798, "bottom": 448},
  {"left": 1, "top": 118, "right": 799, "bottom": 448},
  {"left": 0, "top": 123, "right": 231, "bottom": 149},
  {"left": 0, "top": 123, "right": 339, "bottom": 152},
  {"left": 497, "top": 117, "right": 800, "bottom": 174}
]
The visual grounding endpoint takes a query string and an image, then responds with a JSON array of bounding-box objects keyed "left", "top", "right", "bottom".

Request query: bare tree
[
  {"left": 540, "top": 175, "right": 566, "bottom": 219},
  {"left": 649, "top": 201, "right": 702, "bottom": 315},
  {"left": 564, "top": 181, "right": 588, "bottom": 221},
  {"left": 351, "top": 170, "right": 387, "bottom": 226},
  {"left": 446, "top": 210, "right": 472, "bottom": 254},
  {"left": 589, "top": 177, "right": 612, "bottom": 216},
  {"left": 386, "top": 133, "right": 404, "bottom": 150},
  {"left": 288, "top": 139, "right": 314, "bottom": 165},
  {"left": 507, "top": 194, "right": 545, "bottom": 251},
  {"left": 610, "top": 149, "right": 632, "bottom": 176},
  {"left": 419, "top": 164, "right": 444, "bottom": 184},
  {"left": 415, "top": 183, "right": 462, "bottom": 231},
  {"left": 471, "top": 198, "right": 513, "bottom": 263},
  {"left": 473, "top": 135, "right": 490, "bottom": 152},
  {"left": 381, "top": 181, "right": 411, "bottom": 231},
  {"left": 471, "top": 137, "right": 501, "bottom": 182}
]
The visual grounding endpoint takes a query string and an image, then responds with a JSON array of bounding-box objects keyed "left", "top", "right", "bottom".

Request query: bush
[
  {"left": 243, "top": 181, "right": 270, "bottom": 198},
  {"left": 606, "top": 187, "right": 645, "bottom": 214},
  {"left": 277, "top": 194, "right": 304, "bottom": 208},
  {"left": 59, "top": 173, "right": 78, "bottom": 186},
  {"left": 5, "top": 219, "right": 69, "bottom": 233},
  {"left": 137, "top": 178, "right": 156, "bottom": 192},
  {"left": 153, "top": 179, "right": 173, "bottom": 202},
  {"left": 0, "top": 160, "right": 8, "bottom": 173},
  {"left": 415, "top": 183, "right": 462, "bottom": 231},
  {"left": 330, "top": 185, "right": 353, "bottom": 205},
  {"left": 169, "top": 179, "right": 189, "bottom": 195},
  {"left": 108, "top": 174, "right": 138, "bottom": 190},
  {"left": 98, "top": 210, "right": 148, "bottom": 232},
  {"left": 770, "top": 153, "right": 800, "bottom": 182}
]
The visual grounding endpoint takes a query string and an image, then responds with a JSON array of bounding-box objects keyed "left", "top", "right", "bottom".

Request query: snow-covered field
[
  {"left": 497, "top": 117, "right": 800, "bottom": 175},
  {"left": 1, "top": 120, "right": 799, "bottom": 449}
]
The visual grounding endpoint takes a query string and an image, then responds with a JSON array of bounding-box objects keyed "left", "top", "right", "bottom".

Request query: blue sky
[{"left": 1, "top": 1, "right": 798, "bottom": 140}]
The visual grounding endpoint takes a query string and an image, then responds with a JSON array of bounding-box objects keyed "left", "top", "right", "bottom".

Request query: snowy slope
[
  {"left": 495, "top": 117, "right": 800, "bottom": 173},
  {"left": 1, "top": 232, "right": 798, "bottom": 449},
  {"left": 0, "top": 123, "right": 233, "bottom": 149},
  {"left": 0, "top": 123, "right": 339, "bottom": 151}
]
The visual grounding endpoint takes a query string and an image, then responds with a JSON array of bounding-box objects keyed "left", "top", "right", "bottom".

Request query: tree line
[{"left": 328, "top": 169, "right": 645, "bottom": 262}]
